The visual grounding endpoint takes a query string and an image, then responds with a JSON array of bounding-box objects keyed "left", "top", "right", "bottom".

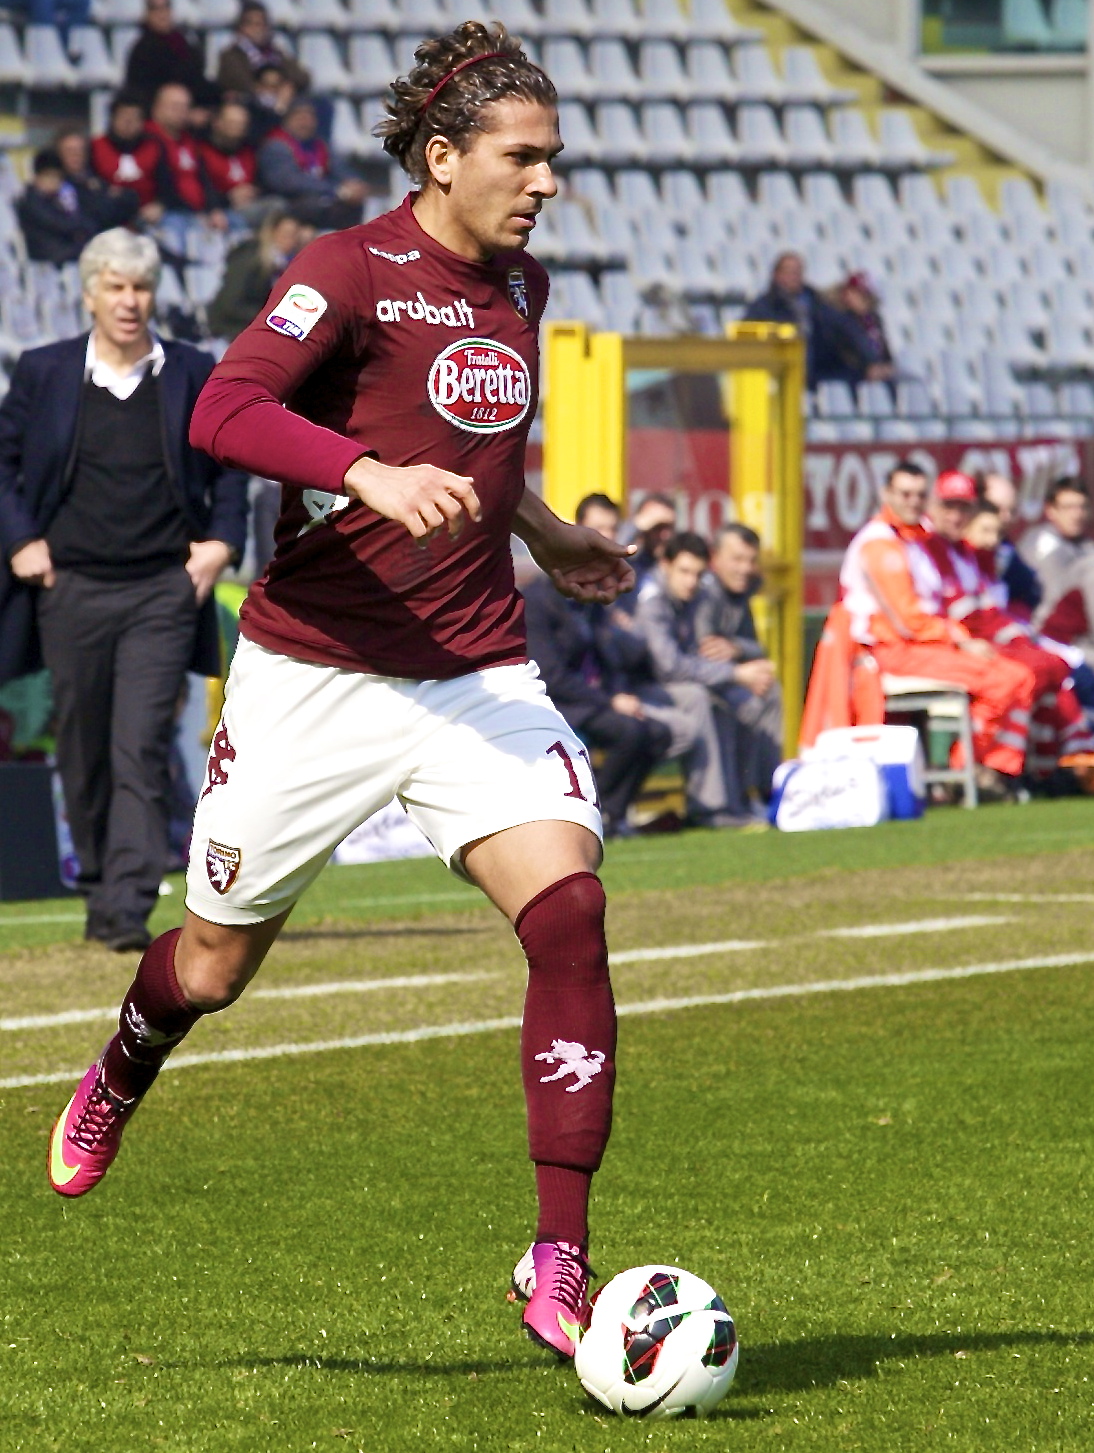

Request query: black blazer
[{"left": 0, "top": 332, "right": 249, "bottom": 684}]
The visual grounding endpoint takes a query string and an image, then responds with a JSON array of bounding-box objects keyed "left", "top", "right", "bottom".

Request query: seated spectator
[
  {"left": 744, "top": 251, "right": 854, "bottom": 390},
  {"left": 574, "top": 491, "right": 620, "bottom": 541},
  {"left": 147, "top": 83, "right": 225, "bottom": 227},
  {"left": 634, "top": 531, "right": 759, "bottom": 826},
  {"left": 833, "top": 271, "right": 895, "bottom": 386},
  {"left": 257, "top": 98, "right": 366, "bottom": 230},
  {"left": 247, "top": 62, "right": 298, "bottom": 144},
  {"left": 54, "top": 124, "right": 139, "bottom": 233},
  {"left": 9, "top": 0, "right": 88, "bottom": 43},
  {"left": 694, "top": 522, "right": 782, "bottom": 801},
  {"left": 978, "top": 469, "right": 1041, "bottom": 618},
  {"left": 207, "top": 205, "right": 304, "bottom": 340},
  {"left": 620, "top": 492, "right": 676, "bottom": 596},
  {"left": 91, "top": 93, "right": 163, "bottom": 221},
  {"left": 16, "top": 148, "right": 97, "bottom": 266},
  {"left": 124, "top": 0, "right": 218, "bottom": 124},
  {"left": 217, "top": 2, "right": 310, "bottom": 99},
  {"left": 198, "top": 100, "right": 260, "bottom": 213},
  {"left": 1024, "top": 478, "right": 1094, "bottom": 669}
]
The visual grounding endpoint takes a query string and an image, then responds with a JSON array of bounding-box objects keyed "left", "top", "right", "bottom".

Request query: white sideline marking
[
  {"left": 0, "top": 914, "right": 83, "bottom": 927},
  {"left": 0, "top": 890, "right": 480, "bottom": 930},
  {"left": 3, "top": 950, "right": 1092, "bottom": 1091},
  {"left": 0, "top": 971, "right": 497, "bottom": 1033},
  {"left": 957, "top": 893, "right": 1094, "bottom": 904},
  {"left": 0, "top": 915, "right": 1018, "bottom": 1034},
  {"left": 817, "top": 915, "right": 1010, "bottom": 939}
]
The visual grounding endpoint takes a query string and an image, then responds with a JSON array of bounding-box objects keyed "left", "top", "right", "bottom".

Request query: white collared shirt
[{"left": 84, "top": 333, "right": 166, "bottom": 401}]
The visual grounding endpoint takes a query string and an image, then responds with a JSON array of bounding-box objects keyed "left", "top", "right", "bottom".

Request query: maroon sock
[
  {"left": 101, "top": 928, "right": 203, "bottom": 1100},
  {"left": 516, "top": 871, "right": 616, "bottom": 1247}
]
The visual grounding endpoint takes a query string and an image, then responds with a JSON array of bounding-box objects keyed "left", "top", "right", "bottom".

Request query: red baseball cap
[{"left": 934, "top": 469, "right": 978, "bottom": 503}]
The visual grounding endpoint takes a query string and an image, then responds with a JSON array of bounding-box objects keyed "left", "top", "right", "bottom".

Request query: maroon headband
[{"left": 419, "top": 51, "right": 506, "bottom": 114}]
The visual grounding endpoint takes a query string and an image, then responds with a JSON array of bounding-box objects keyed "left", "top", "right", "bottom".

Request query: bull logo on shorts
[
  {"left": 535, "top": 1039, "right": 606, "bottom": 1093},
  {"left": 200, "top": 723, "right": 236, "bottom": 801},
  {"left": 206, "top": 840, "right": 242, "bottom": 895}
]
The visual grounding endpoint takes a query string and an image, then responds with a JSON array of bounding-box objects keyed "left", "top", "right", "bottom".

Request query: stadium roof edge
[{"left": 748, "top": 0, "right": 1093, "bottom": 198}]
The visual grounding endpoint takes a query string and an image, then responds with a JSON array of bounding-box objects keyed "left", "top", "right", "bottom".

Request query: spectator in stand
[
  {"left": 978, "top": 469, "right": 1041, "bottom": 619},
  {"left": 91, "top": 93, "right": 164, "bottom": 222},
  {"left": 198, "top": 100, "right": 260, "bottom": 214},
  {"left": 620, "top": 492, "right": 676, "bottom": 596},
  {"left": 125, "top": 0, "right": 219, "bottom": 125},
  {"left": 694, "top": 523, "right": 782, "bottom": 801},
  {"left": 54, "top": 125, "right": 139, "bottom": 233},
  {"left": 207, "top": 205, "right": 304, "bottom": 340},
  {"left": 147, "top": 83, "right": 225, "bottom": 228},
  {"left": 744, "top": 251, "right": 852, "bottom": 390},
  {"left": 217, "top": 2, "right": 310, "bottom": 99},
  {"left": 833, "top": 271, "right": 895, "bottom": 386},
  {"left": 10, "top": 0, "right": 88, "bottom": 43},
  {"left": 1023, "top": 478, "right": 1094, "bottom": 669},
  {"left": 16, "top": 149, "right": 98, "bottom": 266},
  {"left": 246, "top": 62, "right": 298, "bottom": 144},
  {"left": 634, "top": 532, "right": 758, "bottom": 826},
  {"left": 257, "top": 97, "right": 366, "bottom": 230}
]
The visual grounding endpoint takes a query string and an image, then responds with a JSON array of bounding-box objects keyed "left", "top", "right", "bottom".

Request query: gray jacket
[
  {"left": 633, "top": 577, "right": 738, "bottom": 687},
  {"left": 693, "top": 576, "right": 766, "bottom": 662}
]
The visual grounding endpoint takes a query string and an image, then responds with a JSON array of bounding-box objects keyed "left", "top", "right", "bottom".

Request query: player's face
[
  {"left": 883, "top": 471, "right": 927, "bottom": 526},
  {"left": 84, "top": 268, "right": 155, "bottom": 351},
  {"left": 663, "top": 551, "right": 706, "bottom": 604},
  {"left": 437, "top": 99, "right": 561, "bottom": 259}
]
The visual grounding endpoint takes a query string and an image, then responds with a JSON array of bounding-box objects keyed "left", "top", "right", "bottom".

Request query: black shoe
[{"left": 103, "top": 923, "right": 152, "bottom": 954}]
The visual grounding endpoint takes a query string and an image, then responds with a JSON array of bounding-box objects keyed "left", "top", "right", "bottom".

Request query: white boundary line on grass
[
  {"left": 3, "top": 948, "right": 1091, "bottom": 1091},
  {"left": 0, "top": 916, "right": 1007, "bottom": 1034},
  {"left": 957, "top": 893, "right": 1094, "bottom": 904}
]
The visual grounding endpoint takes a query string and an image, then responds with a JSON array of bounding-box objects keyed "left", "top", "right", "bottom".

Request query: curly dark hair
[{"left": 375, "top": 20, "right": 557, "bottom": 187}]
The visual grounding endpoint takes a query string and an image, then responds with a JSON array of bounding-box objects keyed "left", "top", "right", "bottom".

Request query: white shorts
[{"left": 185, "top": 638, "right": 602, "bottom": 926}]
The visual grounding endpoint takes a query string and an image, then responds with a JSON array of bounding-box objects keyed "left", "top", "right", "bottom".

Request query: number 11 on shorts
[{"left": 547, "top": 740, "right": 601, "bottom": 810}]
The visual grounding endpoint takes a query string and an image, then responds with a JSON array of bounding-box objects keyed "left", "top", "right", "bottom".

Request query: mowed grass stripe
[{"left": 6, "top": 947, "right": 1094, "bottom": 1090}]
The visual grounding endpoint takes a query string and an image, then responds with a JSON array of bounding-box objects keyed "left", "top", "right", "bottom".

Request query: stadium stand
[{"left": 0, "top": 0, "right": 1085, "bottom": 453}]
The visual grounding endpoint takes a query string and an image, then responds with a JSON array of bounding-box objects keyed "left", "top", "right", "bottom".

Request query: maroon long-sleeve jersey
[{"left": 190, "top": 195, "right": 549, "bottom": 679}]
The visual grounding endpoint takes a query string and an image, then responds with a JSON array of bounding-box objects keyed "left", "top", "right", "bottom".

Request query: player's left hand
[
  {"left": 531, "top": 523, "right": 637, "bottom": 604},
  {"left": 187, "top": 539, "right": 235, "bottom": 605}
]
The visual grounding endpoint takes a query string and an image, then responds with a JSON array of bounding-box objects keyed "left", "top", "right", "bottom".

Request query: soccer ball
[{"left": 574, "top": 1264, "right": 738, "bottom": 1420}]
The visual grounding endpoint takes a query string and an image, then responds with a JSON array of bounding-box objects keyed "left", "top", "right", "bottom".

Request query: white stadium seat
[
  {"left": 595, "top": 102, "right": 646, "bottom": 165},
  {"left": 298, "top": 0, "right": 352, "bottom": 31},
  {"left": 391, "top": 0, "right": 446, "bottom": 34},
  {"left": 733, "top": 43, "right": 786, "bottom": 104},
  {"left": 784, "top": 106, "right": 835, "bottom": 168},
  {"left": 640, "top": 102, "right": 694, "bottom": 165},
  {"left": 482, "top": 0, "right": 546, "bottom": 39},
  {"left": 637, "top": 39, "right": 693, "bottom": 102},
  {"left": 0, "top": 25, "right": 26, "bottom": 85},
  {"left": 543, "top": 0, "right": 596, "bottom": 39},
  {"left": 68, "top": 26, "right": 121, "bottom": 87},
  {"left": 543, "top": 39, "right": 597, "bottom": 100},
  {"left": 781, "top": 47, "right": 856, "bottom": 105},
  {"left": 348, "top": 0, "right": 399, "bottom": 31},
  {"left": 831, "top": 107, "right": 881, "bottom": 168},
  {"left": 298, "top": 32, "right": 353, "bottom": 94},
  {"left": 736, "top": 104, "right": 787, "bottom": 167},
  {"left": 683, "top": 40, "right": 739, "bottom": 101},
  {"left": 556, "top": 101, "right": 602, "bottom": 162},
  {"left": 589, "top": 39, "right": 643, "bottom": 100},
  {"left": 348, "top": 33, "right": 396, "bottom": 94},
  {"left": 332, "top": 95, "right": 368, "bottom": 154},
  {"left": 687, "top": 0, "right": 762, "bottom": 42},
  {"left": 685, "top": 103, "right": 739, "bottom": 165},
  {"left": 590, "top": 0, "right": 643, "bottom": 40}
]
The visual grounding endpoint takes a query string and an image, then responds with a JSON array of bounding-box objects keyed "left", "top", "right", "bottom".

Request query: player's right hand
[{"left": 343, "top": 457, "right": 482, "bottom": 542}]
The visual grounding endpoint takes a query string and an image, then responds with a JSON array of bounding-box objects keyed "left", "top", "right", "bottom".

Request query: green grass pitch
[{"left": 3, "top": 801, "right": 1094, "bottom": 1450}]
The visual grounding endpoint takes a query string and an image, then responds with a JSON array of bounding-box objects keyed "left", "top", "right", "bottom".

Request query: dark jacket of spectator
[
  {"left": 744, "top": 281, "right": 855, "bottom": 389},
  {"left": 693, "top": 576, "right": 767, "bottom": 663},
  {"left": 55, "top": 130, "right": 140, "bottom": 233},
  {"left": 16, "top": 155, "right": 97, "bottom": 266},
  {"left": 125, "top": 23, "right": 218, "bottom": 112},
  {"left": 198, "top": 134, "right": 257, "bottom": 206},
  {"left": 217, "top": 38, "right": 309, "bottom": 98},
  {"left": 523, "top": 578, "right": 651, "bottom": 727},
  {"left": 91, "top": 128, "right": 162, "bottom": 208},
  {"left": 998, "top": 538, "right": 1041, "bottom": 614},
  {"left": 0, "top": 334, "right": 248, "bottom": 684},
  {"left": 147, "top": 119, "right": 214, "bottom": 213},
  {"left": 257, "top": 125, "right": 336, "bottom": 198}
]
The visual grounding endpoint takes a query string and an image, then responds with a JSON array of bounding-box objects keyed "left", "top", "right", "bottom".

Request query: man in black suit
[{"left": 0, "top": 228, "right": 247, "bottom": 950}]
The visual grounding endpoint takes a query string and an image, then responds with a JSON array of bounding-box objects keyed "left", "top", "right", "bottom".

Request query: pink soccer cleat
[
  {"left": 522, "top": 1241, "right": 592, "bottom": 1360},
  {"left": 48, "top": 1061, "right": 138, "bottom": 1198}
]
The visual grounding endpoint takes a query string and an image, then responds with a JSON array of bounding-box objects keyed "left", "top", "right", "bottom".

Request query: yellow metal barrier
[{"left": 542, "top": 321, "right": 805, "bottom": 753}]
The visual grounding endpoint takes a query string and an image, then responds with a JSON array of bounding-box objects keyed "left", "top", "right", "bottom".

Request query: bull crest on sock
[{"left": 536, "top": 1039, "right": 606, "bottom": 1093}]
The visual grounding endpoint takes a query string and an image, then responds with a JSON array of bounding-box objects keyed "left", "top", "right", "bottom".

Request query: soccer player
[{"left": 48, "top": 22, "right": 633, "bottom": 1363}]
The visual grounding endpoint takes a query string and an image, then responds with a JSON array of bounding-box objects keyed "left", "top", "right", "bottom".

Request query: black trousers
[
  {"left": 575, "top": 707, "right": 671, "bottom": 833},
  {"left": 37, "top": 566, "right": 199, "bottom": 932}
]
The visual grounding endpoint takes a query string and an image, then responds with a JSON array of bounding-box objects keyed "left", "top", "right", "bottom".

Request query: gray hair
[{"left": 79, "top": 228, "right": 161, "bottom": 294}]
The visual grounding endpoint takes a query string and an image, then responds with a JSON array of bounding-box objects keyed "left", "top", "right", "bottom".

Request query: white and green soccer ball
[{"left": 574, "top": 1264, "right": 738, "bottom": 1420}]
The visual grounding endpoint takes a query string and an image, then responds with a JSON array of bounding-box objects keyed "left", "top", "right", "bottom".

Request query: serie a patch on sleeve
[{"left": 266, "top": 283, "right": 329, "bottom": 340}]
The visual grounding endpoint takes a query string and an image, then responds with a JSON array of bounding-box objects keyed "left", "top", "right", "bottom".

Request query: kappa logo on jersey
[
  {"left": 266, "top": 283, "right": 328, "bottom": 340},
  {"left": 368, "top": 245, "right": 420, "bottom": 265},
  {"left": 507, "top": 267, "right": 529, "bottom": 320},
  {"left": 206, "top": 840, "right": 242, "bottom": 895},
  {"left": 375, "top": 292, "right": 475, "bottom": 328},
  {"left": 428, "top": 337, "right": 532, "bottom": 434},
  {"left": 535, "top": 1039, "right": 606, "bottom": 1093},
  {"left": 200, "top": 722, "right": 235, "bottom": 801},
  {"left": 298, "top": 488, "right": 351, "bottom": 536}
]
